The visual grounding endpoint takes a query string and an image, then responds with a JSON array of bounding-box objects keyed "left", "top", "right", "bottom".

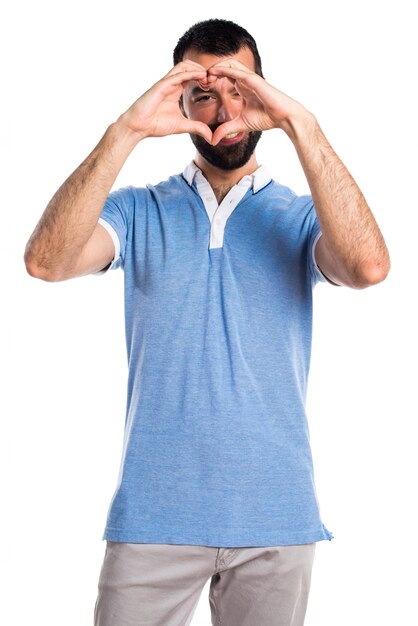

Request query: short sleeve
[
  {"left": 305, "top": 200, "right": 328, "bottom": 286},
  {"left": 310, "top": 224, "right": 328, "bottom": 285},
  {"left": 95, "top": 186, "right": 133, "bottom": 274}
]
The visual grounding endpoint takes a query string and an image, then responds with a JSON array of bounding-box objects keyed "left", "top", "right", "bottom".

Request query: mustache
[{"left": 206, "top": 122, "right": 249, "bottom": 134}]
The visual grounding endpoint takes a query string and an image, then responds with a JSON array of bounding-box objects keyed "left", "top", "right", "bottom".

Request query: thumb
[
  {"left": 180, "top": 120, "right": 213, "bottom": 144},
  {"left": 211, "top": 121, "right": 243, "bottom": 146}
]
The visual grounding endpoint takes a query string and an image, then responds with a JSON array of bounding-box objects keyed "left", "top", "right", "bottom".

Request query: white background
[{"left": 3, "top": 0, "right": 417, "bottom": 624}]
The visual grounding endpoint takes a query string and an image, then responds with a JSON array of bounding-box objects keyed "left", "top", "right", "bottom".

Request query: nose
[
  {"left": 216, "top": 101, "right": 235, "bottom": 123},
  {"left": 216, "top": 94, "right": 240, "bottom": 124}
]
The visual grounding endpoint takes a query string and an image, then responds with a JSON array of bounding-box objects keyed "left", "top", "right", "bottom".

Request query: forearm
[
  {"left": 24, "top": 119, "right": 141, "bottom": 280},
  {"left": 285, "top": 113, "right": 390, "bottom": 287}
]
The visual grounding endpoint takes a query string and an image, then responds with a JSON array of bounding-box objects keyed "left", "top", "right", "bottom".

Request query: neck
[{"left": 194, "top": 153, "right": 259, "bottom": 202}]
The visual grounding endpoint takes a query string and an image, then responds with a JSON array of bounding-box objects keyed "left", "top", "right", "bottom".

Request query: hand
[
  {"left": 117, "top": 61, "right": 213, "bottom": 143},
  {"left": 206, "top": 59, "right": 312, "bottom": 145}
]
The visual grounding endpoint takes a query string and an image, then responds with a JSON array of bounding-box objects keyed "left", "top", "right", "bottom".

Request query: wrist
[
  {"left": 111, "top": 114, "right": 147, "bottom": 147},
  {"left": 281, "top": 109, "right": 318, "bottom": 145}
]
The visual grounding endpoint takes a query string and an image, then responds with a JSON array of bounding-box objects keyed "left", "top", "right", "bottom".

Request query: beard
[{"left": 189, "top": 123, "right": 262, "bottom": 170}]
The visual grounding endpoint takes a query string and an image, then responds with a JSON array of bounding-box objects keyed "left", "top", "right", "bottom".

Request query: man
[{"left": 24, "top": 18, "right": 390, "bottom": 626}]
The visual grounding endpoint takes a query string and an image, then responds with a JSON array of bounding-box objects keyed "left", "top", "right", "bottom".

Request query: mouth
[{"left": 218, "top": 131, "right": 245, "bottom": 145}]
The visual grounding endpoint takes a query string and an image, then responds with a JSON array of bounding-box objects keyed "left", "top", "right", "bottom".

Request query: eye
[{"left": 195, "top": 94, "right": 215, "bottom": 103}]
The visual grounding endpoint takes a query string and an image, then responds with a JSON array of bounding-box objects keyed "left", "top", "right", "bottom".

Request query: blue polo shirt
[{"left": 97, "top": 161, "right": 333, "bottom": 547}]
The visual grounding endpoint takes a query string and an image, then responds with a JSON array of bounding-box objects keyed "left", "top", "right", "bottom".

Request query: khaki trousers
[{"left": 94, "top": 541, "right": 316, "bottom": 626}]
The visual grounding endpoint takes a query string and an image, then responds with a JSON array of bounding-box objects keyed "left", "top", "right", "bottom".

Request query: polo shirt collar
[{"left": 182, "top": 161, "right": 272, "bottom": 194}]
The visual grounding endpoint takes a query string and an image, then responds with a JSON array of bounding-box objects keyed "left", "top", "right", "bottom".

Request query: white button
[{"left": 205, "top": 196, "right": 214, "bottom": 202}]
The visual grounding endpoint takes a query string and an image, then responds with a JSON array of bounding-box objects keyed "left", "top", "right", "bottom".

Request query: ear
[{"left": 179, "top": 94, "right": 187, "bottom": 117}]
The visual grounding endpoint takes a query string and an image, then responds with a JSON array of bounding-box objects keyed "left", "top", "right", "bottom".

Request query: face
[{"left": 181, "top": 47, "right": 262, "bottom": 170}]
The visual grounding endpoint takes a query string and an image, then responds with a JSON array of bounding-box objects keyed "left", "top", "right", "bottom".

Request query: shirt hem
[{"left": 102, "top": 525, "right": 333, "bottom": 547}]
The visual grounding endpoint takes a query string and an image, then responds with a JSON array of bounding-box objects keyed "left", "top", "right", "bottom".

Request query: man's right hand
[{"left": 117, "top": 60, "right": 213, "bottom": 144}]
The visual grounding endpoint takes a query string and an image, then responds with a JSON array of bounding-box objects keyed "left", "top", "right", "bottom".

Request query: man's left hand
[{"left": 206, "top": 59, "right": 312, "bottom": 145}]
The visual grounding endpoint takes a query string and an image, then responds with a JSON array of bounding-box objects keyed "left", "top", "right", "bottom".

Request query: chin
[{"left": 190, "top": 130, "right": 262, "bottom": 171}]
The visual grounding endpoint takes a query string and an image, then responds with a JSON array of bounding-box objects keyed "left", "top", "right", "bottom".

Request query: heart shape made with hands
[{"left": 179, "top": 59, "right": 272, "bottom": 146}]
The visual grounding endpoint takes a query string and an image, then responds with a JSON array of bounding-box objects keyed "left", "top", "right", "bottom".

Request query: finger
[
  {"left": 158, "top": 68, "right": 209, "bottom": 96},
  {"left": 205, "top": 74, "right": 218, "bottom": 86},
  {"left": 209, "top": 64, "right": 280, "bottom": 108},
  {"left": 164, "top": 59, "right": 207, "bottom": 77},
  {"left": 208, "top": 62, "right": 257, "bottom": 83},
  {"left": 209, "top": 56, "right": 253, "bottom": 70},
  {"left": 208, "top": 60, "right": 265, "bottom": 97},
  {"left": 208, "top": 63, "right": 263, "bottom": 100},
  {"left": 179, "top": 120, "right": 213, "bottom": 144},
  {"left": 197, "top": 78, "right": 211, "bottom": 91},
  {"left": 168, "top": 68, "right": 208, "bottom": 83},
  {"left": 211, "top": 120, "right": 246, "bottom": 146}
]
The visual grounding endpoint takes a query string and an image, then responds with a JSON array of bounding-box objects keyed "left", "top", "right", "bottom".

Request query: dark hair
[{"left": 173, "top": 19, "right": 263, "bottom": 77}]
